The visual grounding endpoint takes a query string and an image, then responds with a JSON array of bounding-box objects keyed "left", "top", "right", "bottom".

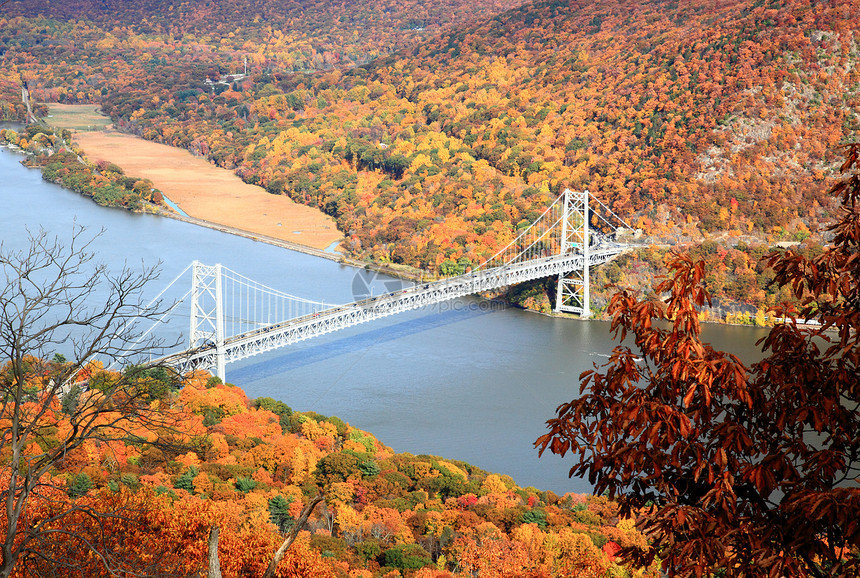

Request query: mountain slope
[
  {"left": 361, "top": 0, "right": 858, "bottom": 234},
  {"left": 8, "top": 0, "right": 527, "bottom": 70},
  {"left": 2, "top": 0, "right": 859, "bottom": 308}
]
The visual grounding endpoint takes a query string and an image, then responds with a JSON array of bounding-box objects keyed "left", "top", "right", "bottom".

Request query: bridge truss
[{"left": 153, "top": 189, "right": 633, "bottom": 380}]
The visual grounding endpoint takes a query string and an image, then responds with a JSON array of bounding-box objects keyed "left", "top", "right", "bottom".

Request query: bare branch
[
  {"left": 0, "top": 227, "right": 189, "bottom": 578},
  {"left": 261, "top": 493, "right": 324, "bottom": 578}
]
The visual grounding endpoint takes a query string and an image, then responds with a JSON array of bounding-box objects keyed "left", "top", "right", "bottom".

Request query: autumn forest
[
  {"left": 2, "top": 0, "right": 859, "bottom": 314},
  {"left": 1, "top": 0, "right": 859, "bottom": 575}
]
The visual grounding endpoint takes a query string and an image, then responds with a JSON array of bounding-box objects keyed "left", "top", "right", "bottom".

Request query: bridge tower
[
  {"left": 555, "top": 189, "right": 591, "bottom": 317},
  {"left": 189, "top": 261, "right": 226, "bottom": 381}
]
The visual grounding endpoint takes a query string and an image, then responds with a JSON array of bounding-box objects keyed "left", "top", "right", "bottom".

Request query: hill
[
  {"left": 5, "top": 0, "right": 526, "bottom": 71},
  {"left": 1, "top": 0, "right": 858, "bottom": 314},
  {"left": 370, "top": 0, "right": 858, "bottom": 235},
  {"left": 2, "top": 363, "right": 657, "bottom": 576}
]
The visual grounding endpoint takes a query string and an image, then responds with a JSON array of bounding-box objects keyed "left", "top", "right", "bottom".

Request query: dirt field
[
  {"left": 45, "top": 104, "right": 112, "bottom": 131},
  {"left": 72, "top": 131, "right": 342, "bottom": 250}
]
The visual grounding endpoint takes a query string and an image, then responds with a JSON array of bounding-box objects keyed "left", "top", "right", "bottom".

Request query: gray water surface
[{"left": 0, "top": 144, "right": 769, "bottom": 494}]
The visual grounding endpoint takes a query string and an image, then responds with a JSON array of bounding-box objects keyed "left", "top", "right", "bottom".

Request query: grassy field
[
  {"left": 74, "top": 131, "right": 343, "bottom": 250},
  {"left": 44, "top": 104, "right": 111, "bottom": 131}
]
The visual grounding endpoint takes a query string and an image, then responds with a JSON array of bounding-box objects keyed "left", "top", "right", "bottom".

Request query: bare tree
[{"left": 0, "top": 226, "right": 184, "bottom": 578}]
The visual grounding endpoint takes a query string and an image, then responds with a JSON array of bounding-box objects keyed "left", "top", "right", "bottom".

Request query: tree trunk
[
  {"left": 207, "top": 525, "right": 222, "bottom": 578},
  {"left": 261, "top": 493, "right": 324, "bottom": 578}
]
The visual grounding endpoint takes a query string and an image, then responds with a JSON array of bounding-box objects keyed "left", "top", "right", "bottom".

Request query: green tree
[
  {"left": 174, "top": 466, "right": 199, "bottom": 493},
  {"left": 520, "top": 509, "right": 547, "bottom": 529},
  {"left": 382, "top": 543, "right": 432, "bottom": 571},
  {"left": 268, "top": 495, "right": 295, "bottom": 533},
  {"left": 66, "top": 473, "right": 92, "bottom": 498},
  {"left": 358, "top": 459, "right": 380, "bottom": 478},
  {"left": 235, "top": 476, "right": 257, "bottom": 493}
]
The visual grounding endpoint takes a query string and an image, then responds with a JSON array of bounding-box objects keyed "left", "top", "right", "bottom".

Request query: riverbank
[
  {"left": 4, "top": 116, "right": 432, "bottom": 284},
  {"left": 29, "top": 110, "right": 797, "bottom": 324},
  {"left": 72, "top": 130, "right": 343, "bottom": 251},
  {"left": 3, "top": 127, "right": 787, "bottom": 326},
  {"left": 164, "top": 207, "right": 430, "bottom": 282},
  {"left": 1, "top": 140, "right": 777, "bottom": 495},
  {"left": 68, "top": 127, "right": 431, "bottom": 283}
]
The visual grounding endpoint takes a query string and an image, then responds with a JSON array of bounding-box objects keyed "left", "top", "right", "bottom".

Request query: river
[{"left": 1, "top": 142, "right": 770, "bottom": 494}]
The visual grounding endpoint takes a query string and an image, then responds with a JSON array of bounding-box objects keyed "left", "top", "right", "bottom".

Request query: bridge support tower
[
  {"left": 555, "top": 189, "right": 591, "bottom": 317},
  {"left": 190, "top": 261, "right": 226, "bottom": 381}
]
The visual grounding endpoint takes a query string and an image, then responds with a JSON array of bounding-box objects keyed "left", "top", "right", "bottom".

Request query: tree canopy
[{"left": 538, "top": 143, "right": 860, "bottom": 577}]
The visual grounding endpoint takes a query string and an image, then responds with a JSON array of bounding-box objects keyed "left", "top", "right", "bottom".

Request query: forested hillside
[
  {"left": 3, "top": 363, "right": 659, "bottom": 577},
  {"left": 3, "top": 0, "right": 526, "bottom": 72},
  {"left": 2, "top": 1, "right": 859, "bottom": 574},
  {"left": 2, "top": 0, "right": 858, "bottom": 314}
]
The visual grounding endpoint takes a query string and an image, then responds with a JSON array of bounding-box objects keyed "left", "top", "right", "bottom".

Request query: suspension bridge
[{"left": 148, "top": 189, "right": 635, "bottom": 380}]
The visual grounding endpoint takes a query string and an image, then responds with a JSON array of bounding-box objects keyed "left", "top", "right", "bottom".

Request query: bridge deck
[{"left": 157, "top": 247, "right": 626, "bottom": 374}]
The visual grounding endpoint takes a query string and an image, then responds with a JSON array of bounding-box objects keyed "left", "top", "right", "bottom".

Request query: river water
[{"left": 1, "top": 142, "right": 770, "bottom": 494}]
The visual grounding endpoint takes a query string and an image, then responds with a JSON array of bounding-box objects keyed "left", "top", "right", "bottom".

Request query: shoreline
[
  {"left": 71, "top": 130, "right": 344, "bottom": 251},
  {"left": 162, "top": 209, "right": 345, "bottom": 263},
  {"left": 64, "top": 130, "right": 431, "bottom": 281},
  {"left": 154, "top": 204, "right": 431, "bottom": 283},
  {"left": 0, "top": 124, "right": 349, "bottom": 264},
  {"left": 1, "top": 127, "right": 431, "bottom": 284},
  {"left": 6, "top": 120, "right": 802, "bottom": 328},
  {"left": 1, "top": 137, "right": 793, "bottom": 328}
]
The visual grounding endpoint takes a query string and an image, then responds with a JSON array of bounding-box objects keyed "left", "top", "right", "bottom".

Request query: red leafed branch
[{"left": 538, "top": 144, "right": 860, "bottom": 577}]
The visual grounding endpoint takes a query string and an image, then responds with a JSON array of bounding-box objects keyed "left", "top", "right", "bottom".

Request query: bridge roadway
[{"left": 158, "top": 246, "right": 626, "bottom": 375}]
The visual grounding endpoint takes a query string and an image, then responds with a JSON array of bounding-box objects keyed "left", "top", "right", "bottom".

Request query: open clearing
[
  {"left": 73, "top": 130, "right": 342, "bottom": 250},
  {"left": 45, "top": 104, "right": 112, "bottom": 131}
]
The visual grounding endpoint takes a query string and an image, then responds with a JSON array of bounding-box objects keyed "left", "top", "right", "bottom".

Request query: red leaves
[
  {"left": 682, "top": 385, "right": 696, "bottom": 408},
  {"left": 538, "top": 147, "right": 860, "bottom": 576},
  {"left": 601, "top": 540, "right": 621, "bottom": 561}
]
